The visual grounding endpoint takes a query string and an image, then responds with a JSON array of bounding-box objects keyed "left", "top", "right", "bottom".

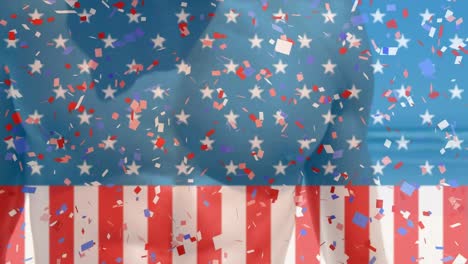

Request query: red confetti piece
[
  {"left": 295, "top": 121, "right": 304, "bottom": 129},
  {"left": 113, "top": 1, "right": 125, "bottom": 9},
  {"left": 394, "top": 162, "right": 404, "bottom": 169},
  {"left": 31, "top": 19, "right": 43, "bottom": 26},
  {"left": 57, "top": 138, "right": 65, "bottom": 149},
  {"left": 429, "top": 91, "right": 439, "bottom": 99},
  {"left": 213, "top": 32, "right": 226, "bottom": 39},
  {"left": 316, "top": 144, "right": 324, "bottom": 154},
  {"left": 68, "top": 102, "right": 77, "bottom": 112},
  {"left": 402, "top": 8, "right": 409, "bottom": 18},
  {"left": 178, "top": 22, "right": 189, "bottom": 37},
  {"left": 155, "top": 137, "right": 165, "bottom": 148},
  {"left": 418, "top": 221, "right": 425, "bottom": 229},
  {"left": 386, "top": 19, "right": 398, "bottom": 29},
  {"left": 339, "top": 47, "right": 348, "bottom": 55},
  {"left": 11, "top": 112, "right": 22, "bottom": 124},
  {"left": 134, "top": 186, "right": 142, "bottom": 194},
  {"left": 176, "top": 245, "right": 185, "bottom": 256},
  {"left": 236, "top": 66, "right": 246, "bottom": 80},
  {"left": 206, "top": 129, "right": 215, "bottom": 137},
  {"left": 342, "top": 89, "right": 352, "bottom": 99},
  {"left": 376, "top": 199, "right": 383, "bottom": 208},
  {"left": 311, "top": 167, "right": 321, "bottom": 173},
  {"left": 270, "top": 189, "right": 279, "bottom": 203}
]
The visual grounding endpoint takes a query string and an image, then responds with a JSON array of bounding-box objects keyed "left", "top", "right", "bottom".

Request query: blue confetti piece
[
  {"left": 56, "top": 204, "right": 68, "bottom": 215},
  {"left": 184, "top": 234, "right": 191, "bottom": 240},
  {"left": 14, "top": 138, "right": 28, "bottom": 154},
  {"left": 144, "top": 209, "right": 151, "bottom": 218},
  {"left": 386, "top": 4, "right": 397, "bottom": 11},
  {"left": 400, "top": 181, "right": 416, "bottom": 197},
  {"left": 272, "top": 24, "right": 283, "bottom": 33},
  {"left": 22, "top": 186, "right": 36, "bottom": 193},
  {"left": 251, "top": 189, "right": 257, "bottom": 199},
  {"left": 419, "top": 58, "right": 436, "bottom": 78},
  {"left": 441, "top": 256, "right": 454, "bottom": 262},
  {"left": 300, "top": 229, "right": 307, "bottom": 236},
  {"left": 382, "top": 47, "right": 389, "bottom": 55},
  {"left": 397, "top": 227, "right": 407, "bottom": 236},
  {"left": 352, "top": 212, "right": 369, "bottom": 228},
  {"left": 81, "top": 240, "right": 94, "bottom": 251},
  {"left": 244, "top": 67, "right": 255, "bottom": 76},
  {"left": 351, "top": 14, "right": 368, "bottom": 26}
]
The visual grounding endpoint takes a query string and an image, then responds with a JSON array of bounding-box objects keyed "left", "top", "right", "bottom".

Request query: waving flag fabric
[
  {"left": 1, "top": 185, "right": 467, "bottom": 264},
  {"left": 1, "top": 0, "right": 468, "bottom": 263}
]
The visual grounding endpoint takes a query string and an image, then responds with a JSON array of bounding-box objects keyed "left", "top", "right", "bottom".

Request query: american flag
[
  {"left": 1, "top": 185, "right": 467, "bottom": 263},
  {"left": 2, "top": 0, "right": 468, "bottom": 263}
]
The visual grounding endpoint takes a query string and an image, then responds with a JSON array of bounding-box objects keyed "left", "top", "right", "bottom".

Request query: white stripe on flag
[
  {"left": 173, "top": 186, "right": 198, "bottom": 263},
  {"left": 220, "top": 186, "right": 246, "bottom": 264},
  {"left": 271, "top": 186, "right": 295, "bottom": 264},
  {"left": 419, "top": 186, "right": 443, "bottom": 263},
  {"left": 28, "top": 186, "right": 50, "bottom": 264},
  {"left": 123, "top": 186, "right": 148, "bottom": 263},
  {"left": 320, "top": 186, "right": 346, "bottom": 264},
  {"left": 24, "top": 190, "right": 33, "bottom": 262},
  {"left": 369, "top": 186, "right": 394, "bottom": 263},
  {"left": 74, "top": 186, "right": 99, "bottom": 263}
]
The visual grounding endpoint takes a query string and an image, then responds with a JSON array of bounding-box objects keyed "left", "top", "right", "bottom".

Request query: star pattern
[{"left": 0, "top": 2, "right": 465, "bottom": 188}]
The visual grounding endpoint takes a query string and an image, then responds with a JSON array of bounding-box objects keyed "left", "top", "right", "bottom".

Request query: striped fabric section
[{"left": 1, "top": 186, "right": 467, "bottom": 264}]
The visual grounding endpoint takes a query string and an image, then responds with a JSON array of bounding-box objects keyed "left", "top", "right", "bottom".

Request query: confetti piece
[
  {"left": 80, "top": 240, "right": 95, "bottom": 251},
  {"left": 352, "top": 212, "right": 369, "bottom": 228},
  {"left": 274, "top": 38, "right": 292, "bottom": 55}
]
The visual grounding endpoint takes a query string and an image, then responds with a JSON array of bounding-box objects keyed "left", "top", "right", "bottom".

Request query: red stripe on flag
[
  {"left": 345, "top": 186, "right": 370, "bottom": 264},
  {"left": 49, "top": 186, "right": 74, "bottom": 264},
  {"left": 99, "top": 186, "right": 123, "bottom": 263},
  {"left": 443, "top": 186, "right": 468, "bottom": 260},
  {"left": 246, "top": 186, "right": 271, "bottom": 264},
  {"left": 0, "top": 187, "right": 24, "bottom": 263},
  {"left": 295, "top": 186, "right": 320, "bottom": 263},
  {"left": 394, "top": 186, "right": 418, "bottom": 262},
  {"left": 197, "top": 186, "right": 222, "bottom": 263},
  {"left": 147, "top": 186, "right": 172, "bottom": 264}
]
